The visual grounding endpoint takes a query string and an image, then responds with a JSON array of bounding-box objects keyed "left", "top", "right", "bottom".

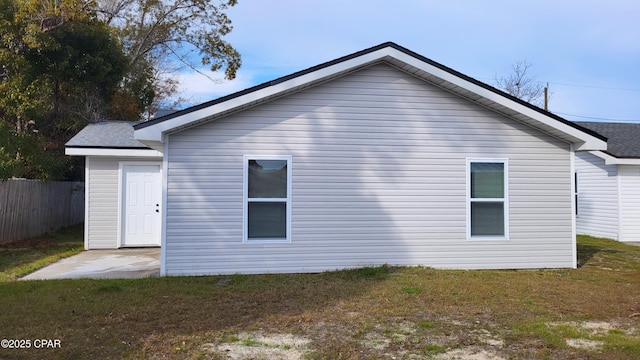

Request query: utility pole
[{"left": 544, "top": 83, "right": 549, "bottom": 111}]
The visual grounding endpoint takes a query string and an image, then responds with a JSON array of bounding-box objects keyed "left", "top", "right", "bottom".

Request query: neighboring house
[
  {"left": 573, "top": 121, "right": 640, "bottom": 242},
  {"left": 66, "top": 42, "right": 606, "bottom": 275}
]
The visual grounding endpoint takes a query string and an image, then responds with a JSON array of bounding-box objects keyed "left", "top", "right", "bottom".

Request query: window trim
[
  {"left": 466, "top": 158, "right": 509, "bottom": 240},
  {"left": 243, "top": 155, "right": 292, "bottom": 243}
]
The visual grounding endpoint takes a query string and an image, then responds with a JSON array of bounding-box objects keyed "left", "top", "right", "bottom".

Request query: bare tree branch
[
  {"left": 94, "top": 0, "right": 240, "bottom": 112},
  {"left": 494, "top": 60, "right": 548, "bottom": 108}
]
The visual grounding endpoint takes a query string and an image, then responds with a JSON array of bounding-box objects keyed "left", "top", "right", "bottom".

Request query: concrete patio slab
[{"left": 21, "top": 248, "right": 160, "bottom": 280}]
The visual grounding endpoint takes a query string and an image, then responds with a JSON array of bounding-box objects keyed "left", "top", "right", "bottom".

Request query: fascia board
[
  {"left": 589, "top": 151, "right": 640, "bottom": 165},
  {"left": 614, "top": 158, "right": 640, "bottom": 165},
  {"left": 65, "top": 147, "right": 163, "bottom": 157}
]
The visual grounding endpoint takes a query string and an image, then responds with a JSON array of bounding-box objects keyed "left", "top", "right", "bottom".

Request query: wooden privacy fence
[{"left": 0, "top": 179, "right": 84, "bottom": 243}]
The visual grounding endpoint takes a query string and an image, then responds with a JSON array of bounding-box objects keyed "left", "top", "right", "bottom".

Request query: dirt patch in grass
[
  {"left": 188, "top": 315, "right": 640, "bottom": 359},
  {"left": 546, "top": 319, "right": 639, "bottom": 354},
  {"left": 199, "top": 325, "right": 511, "bottom": 360},
  {"left": 549, "top": 320, "right": 634, "bottom": 336},
  {"left": 202, "top": 332, "right": 310, "bottom": 359},
  {"left": 566, "top": 338, "right": 605, "bottom": 350},
  {"left": 434, "top": 348, "right": 506, "bottom": 360},
  {"left": 197, "top": 318, "right": 514, "bottom": 360}
]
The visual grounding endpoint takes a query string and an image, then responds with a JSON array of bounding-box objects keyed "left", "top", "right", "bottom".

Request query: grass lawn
[
  {"left": 0, "top": 231, "right": 638, "bottom": 359},
  {"left": 0, "top": 224, "right": 83, "bottom": 282}
]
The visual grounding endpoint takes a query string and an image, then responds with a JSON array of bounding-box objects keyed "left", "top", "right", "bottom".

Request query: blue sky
[{"left": 175, "top": 0, "right": 640, "bottom": 123}]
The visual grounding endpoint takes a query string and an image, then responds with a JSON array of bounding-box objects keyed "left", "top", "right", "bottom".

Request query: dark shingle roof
[
  {"left": 66, "top": 121, "right": 148, "bottom": 149},
  {"left": 575, "top": 121, "right": 640, "bottom": 158}
]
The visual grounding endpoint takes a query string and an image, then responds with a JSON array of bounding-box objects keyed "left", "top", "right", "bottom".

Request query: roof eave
[
  {"left": 477, "top": 99, "right": 607, "bottom": 151},
  {"left": 65, "top": 146, "right": 163, "bottom": 157},
  {"left": 133, "top": 43, "right": 607, "bottom": 151},
  {"left": 134, "top": 46, "right": 394, "bottom": 145},
  {"left": 589, "top": 151, "right": 640, "bottom": 165},
  {"left": 381, "top": 51, "right": 607, "bottom": 150}
]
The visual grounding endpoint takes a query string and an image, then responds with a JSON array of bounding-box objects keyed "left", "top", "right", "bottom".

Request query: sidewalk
[{"left": 21, "top": 248, "right": 160, "bottom": 280}]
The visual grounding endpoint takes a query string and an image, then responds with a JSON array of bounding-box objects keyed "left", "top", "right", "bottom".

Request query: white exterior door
[{"left": 122, "top": 164, "right": 162, "bottom": 247}]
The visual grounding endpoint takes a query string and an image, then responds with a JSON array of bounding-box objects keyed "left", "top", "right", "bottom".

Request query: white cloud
[{"left": 174, "top": 68, "right": 257, "bottom": 107}]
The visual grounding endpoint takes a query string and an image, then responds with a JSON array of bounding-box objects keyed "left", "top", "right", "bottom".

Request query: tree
[
  {"left": 494, "top": 60, "right": 547, "bottom": 108},
  {"left": 95, "top": 0, "right": 242, "bottom": 116},
  {"left": 0, "top": 0, "right": 129, "bottom": 179},
  {"left": 0, "top": 0, "right": 242, "bottom": 179},
  {"left": 25, "top": 19, "right": 131, "bottom": 125}
]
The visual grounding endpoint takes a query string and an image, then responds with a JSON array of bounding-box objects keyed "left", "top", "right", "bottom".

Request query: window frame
[
  {"left": 466, "top": 158, "right": 509, "bottom": 240},
  {"left": 243, "top": 155, "right": 292, "bottom": 243}
]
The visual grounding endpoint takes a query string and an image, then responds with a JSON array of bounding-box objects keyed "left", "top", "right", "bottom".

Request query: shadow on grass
[
  {"left": 575, "top": 235, "right": 640, "bottom": 268},
  {"left": 576, "top": 243, "right": 603, "bottom": 268},
  {"left": 576, "top": 243, "right": 626, "bottom": 268}
]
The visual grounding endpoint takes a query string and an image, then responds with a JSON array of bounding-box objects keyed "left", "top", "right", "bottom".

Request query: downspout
[{"left": 570, "top": 144, "right": 577, "bottom": 268}]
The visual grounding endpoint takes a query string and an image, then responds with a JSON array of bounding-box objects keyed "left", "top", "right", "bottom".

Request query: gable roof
[
  {"left": 65, "top": 121, "right": 162, "bottom": 157},
  {"left": 575, "top": 121, "right": 640, "bottom": 160},
  {"left": 132, "top": 42, "right": 606, "bottom": 152}
]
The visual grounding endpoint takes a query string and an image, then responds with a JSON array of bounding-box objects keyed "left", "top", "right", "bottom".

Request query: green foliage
[
  {"left": 24, "top": 18, "right": 130, "bottom": 124},
  {"left": 0, "top": 0, "right": 241, "bottom": 179},
  {"left": 0, "top": 0, "right": 129, "bottom": 179},
  {"left": 0, "top": 122, "right": 72, "bottom": 179}
]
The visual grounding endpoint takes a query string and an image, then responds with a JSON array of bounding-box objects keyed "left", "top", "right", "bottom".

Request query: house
[
  {"left": 573, "top": 121, "right": 640, "bottom": 242},
  {"left": 66, "top": 42, "right": 607, "bottom": 275}
]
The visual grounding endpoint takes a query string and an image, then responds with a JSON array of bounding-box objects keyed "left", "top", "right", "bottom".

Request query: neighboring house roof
[
  {"left": 133, "top": 42, "right": 607, "bottom": 152},
  {"left": 574, "top": 121, "right": 640, "bottom": 159},
  {"left": 65, "top": 121, "right": 162, "bottom": 157}
]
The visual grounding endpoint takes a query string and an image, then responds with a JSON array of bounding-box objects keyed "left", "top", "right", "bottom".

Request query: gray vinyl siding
[
  {"left": 86, "top": 157, "right": 120, "bottom": 249},
  {"left": 619, "top": 165, "right": 640, "bottom": 242},
  {"left": 86, "top": 156, "right": 162, "bottom": 249},
  {"left": 164, "top": 63, "right": 574, "bottom": 275},
  {"left": 574, "top": 152, "right": 619, "bottom": 240}
]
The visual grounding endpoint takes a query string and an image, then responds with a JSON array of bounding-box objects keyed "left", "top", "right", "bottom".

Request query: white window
[
  {"left": 467, "top": 159, "right": 508, "bottom": 240},
  {"left": 243, "top": 156, "right": 292, "bottom": 243}
]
